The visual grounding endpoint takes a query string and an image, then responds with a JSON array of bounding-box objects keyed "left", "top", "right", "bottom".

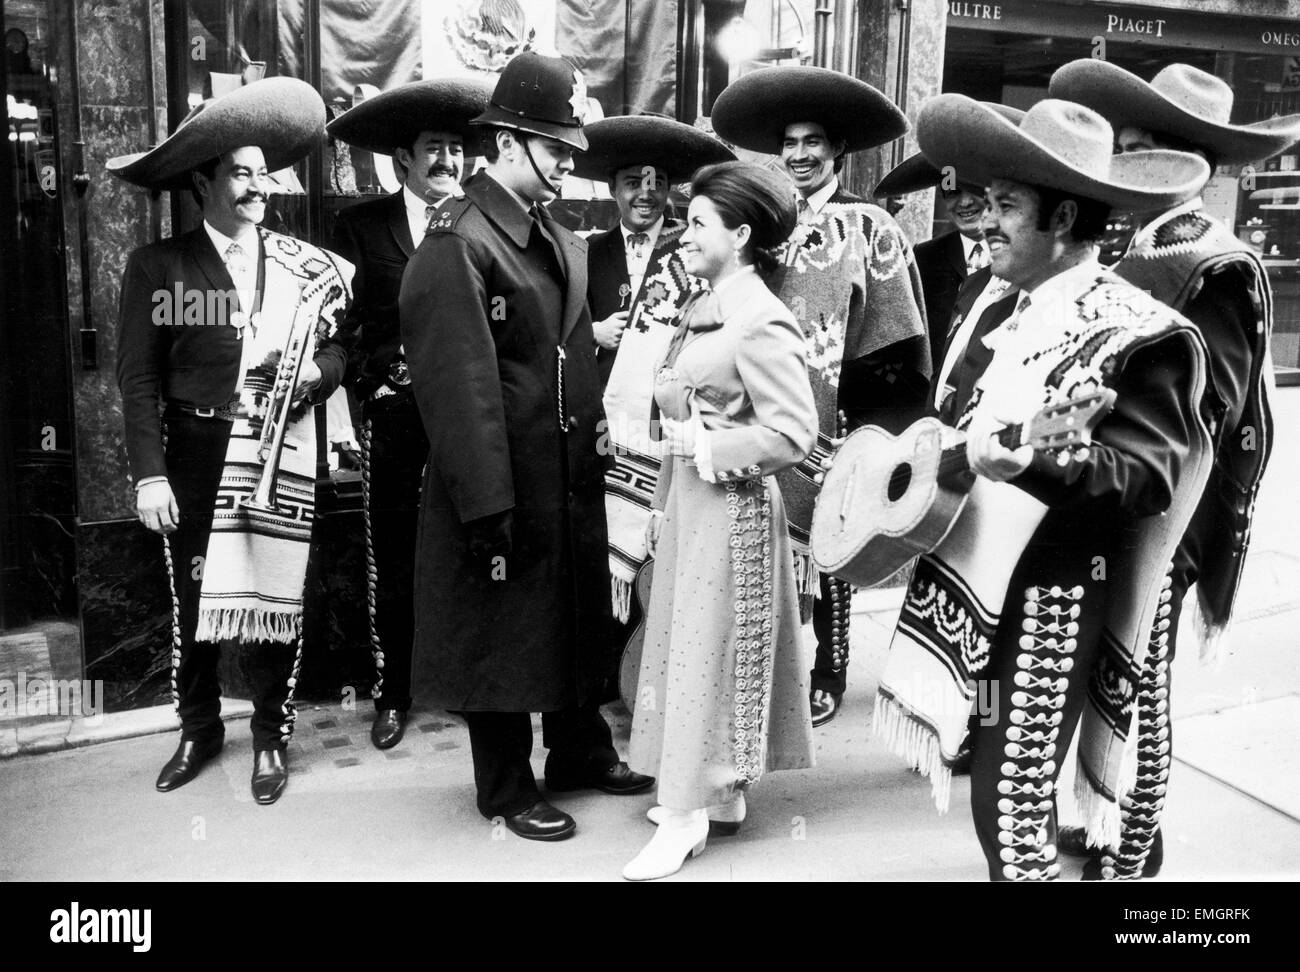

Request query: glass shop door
[{"left": 1, "top": 0, "right": 83, "bottom": 725}]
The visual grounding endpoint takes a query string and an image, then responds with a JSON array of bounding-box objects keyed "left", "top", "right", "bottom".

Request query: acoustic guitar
[
  {"left": 811, "top": 389, "right": 1116, "bottom": 587},
  {"left": 618, "top": 559, "right": 654, "bottom": 713}
]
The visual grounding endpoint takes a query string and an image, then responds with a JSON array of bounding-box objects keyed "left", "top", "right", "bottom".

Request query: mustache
[
  {"left": 237, "top": 193, "right": 265, "bottom": 205},
  {"left": 427, "top": 164, "right": 460, "bottom": 178}
]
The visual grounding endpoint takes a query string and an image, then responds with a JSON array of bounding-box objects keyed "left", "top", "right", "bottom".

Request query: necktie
[
  {"left": 425, "top": 204, "right": 437, "bottom": 223},
  {"left": 223, "top": 241, "right": 255, "bottom": 325},
  {"left": 796, "top": 196, "right": 812, "bottom": 224},
  {"left": 966, "top": 240, "right": 989, "bottom": 274},
  {"left": 627, "top": 231, "right": 649, "bottom": 260}
]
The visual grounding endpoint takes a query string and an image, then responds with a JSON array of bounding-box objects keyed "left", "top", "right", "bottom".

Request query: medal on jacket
[
  {"left": 230, "top": 310, "right": 250, "bottom": 333},
  {"left": 618, "top": 282, "right": 631, "bottom": 310}
]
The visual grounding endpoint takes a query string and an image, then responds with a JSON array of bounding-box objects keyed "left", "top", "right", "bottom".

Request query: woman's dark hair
[
  {"left": 689, "top": 161, "right": 797, "bottom": 277},
  {"left": 1032, "top": 184, "right": 1112, "bottom": 244}
]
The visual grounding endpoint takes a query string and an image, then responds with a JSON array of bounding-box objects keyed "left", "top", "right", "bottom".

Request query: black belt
[{"left": 166, "top": 401, "right": 242, "bottom": 422}]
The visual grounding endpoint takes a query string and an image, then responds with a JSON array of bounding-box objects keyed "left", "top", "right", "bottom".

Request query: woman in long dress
[{"left": 624, "top": 162, "right": 818, "bottom": 881}]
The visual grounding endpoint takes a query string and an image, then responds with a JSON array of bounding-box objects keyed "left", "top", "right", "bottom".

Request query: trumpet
[{"left": 245, "top": 282, "right": 312, "bottom": 515}]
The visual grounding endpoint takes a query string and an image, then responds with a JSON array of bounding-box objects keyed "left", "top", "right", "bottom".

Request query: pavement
[{"left": 2, "top": 389, "right": 1299, "bottom": 882}]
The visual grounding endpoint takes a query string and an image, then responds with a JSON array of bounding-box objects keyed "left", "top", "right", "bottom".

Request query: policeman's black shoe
[
  {"left": 810, "top": 690, "right": 843, "bottom": 728},
  {"left": 155, "top": 736, "right": 223, "bottom": 792},
  {"left": 546, "top": 760, "right": 655, "bottom": 795},
  {"left": 370, "top": 709, "right": 407, "bottom": 750},
  {"left": 502, "top": 800, "right": 576, "bottom": 842},
  {"left": 251, "top": 748, "right": 288, "bottom": 805}
]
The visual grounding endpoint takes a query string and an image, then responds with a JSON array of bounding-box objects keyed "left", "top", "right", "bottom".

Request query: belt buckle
[{"left": 193, "top": 406, "right": 216, "bottom": 419}]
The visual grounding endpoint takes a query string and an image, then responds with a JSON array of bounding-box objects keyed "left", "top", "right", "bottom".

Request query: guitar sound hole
[{"left": 887, "top": 463, "right": 912, "bottom": 502}]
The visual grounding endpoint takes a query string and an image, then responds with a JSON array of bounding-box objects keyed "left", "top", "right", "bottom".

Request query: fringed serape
[
  {"left": 773, "top": 197, "right": 929, "bottom": 599},
  {"left": 602, "top": 224, "right": 701, "bottom": 621},
  {"left": 194, "top": 231, "right": 353, "bottom": 646}
]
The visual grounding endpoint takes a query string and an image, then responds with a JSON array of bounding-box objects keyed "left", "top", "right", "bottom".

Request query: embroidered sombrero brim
[
  {"left": 918, "top": 95, "right": 1209, "bottom": 211},
  {"left": 107, "top": 77, "right": 325, "bottom": 191},
  {"left": 1050, "top": 59, "right": 1300, "bottom": 166},
  {"left": 875, "top": 105, "right": 1025, "bottom": 197},
  {"left": 711, "top": 66, "right": 907, "bottom": 155},
  {"left": 570, "top": 115, "right": 735, "bottom": 183},
  {"left": 326, "top": 76, "right": 496, "bottom": 156}
]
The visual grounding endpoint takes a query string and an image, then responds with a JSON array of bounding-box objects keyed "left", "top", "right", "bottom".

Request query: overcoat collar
[{"left": 466, "top": 172, "right": 587, "bottom": 344}]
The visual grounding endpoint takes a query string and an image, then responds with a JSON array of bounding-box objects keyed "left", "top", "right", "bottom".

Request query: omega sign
[{"left": 1262, "top": 30, "right": 1300, "bottom": 48}]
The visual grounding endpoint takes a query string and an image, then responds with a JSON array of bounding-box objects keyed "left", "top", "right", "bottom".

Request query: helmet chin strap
[{"left": 519, "top": 136, "right": 557, "bottom": 201}]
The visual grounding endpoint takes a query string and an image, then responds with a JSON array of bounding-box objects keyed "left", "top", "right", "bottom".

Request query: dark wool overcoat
[{"left": 399, "top": 171, "right": 614, "bottom": 711}]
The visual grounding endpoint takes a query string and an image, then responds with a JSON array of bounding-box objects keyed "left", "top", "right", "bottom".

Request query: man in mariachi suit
[
  {"left": 111, "top": 78, "right": 352, "bottom": 804},
  {"left": 326, "top": 77, "right": 494, "bottom": 750},
  {"left": 1050, "top": 59, "right": 1300, "bottom": 879},
  {"left": 877, "top": 150, "right": 993, "bottom": 370},
  {"left": 712, "top": 67, "right": 932, "bottom": 728},
  {"left": 873, "top": 95, "right": 1214, "bottom": 880},
  {"left": 575, "top": 115, "right": 733, "bottom": 683},
  {"left": 872, "top": 110, "right": 1027, "bottom": 426},
  {"left": 399, "top": 52, "right": 653, "bottom": 842}
]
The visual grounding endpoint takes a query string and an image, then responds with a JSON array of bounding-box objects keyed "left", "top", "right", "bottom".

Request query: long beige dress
[{"left": 628, "top": 268, "right": 818, "bottom": 811}]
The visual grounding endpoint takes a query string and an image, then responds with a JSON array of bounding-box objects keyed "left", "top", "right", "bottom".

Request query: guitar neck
[{"left": 938, "top": 422, "right": 1024, "bottom": 480}]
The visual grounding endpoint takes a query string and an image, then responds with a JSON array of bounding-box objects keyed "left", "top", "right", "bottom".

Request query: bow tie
[{"left": 683, "top": 292, "right": 723, "bottom": 333}]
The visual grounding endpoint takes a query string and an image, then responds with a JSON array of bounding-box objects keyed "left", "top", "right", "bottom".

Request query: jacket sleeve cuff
[{"left": 693, "top": 423, "right": 717, "bottom": 483}]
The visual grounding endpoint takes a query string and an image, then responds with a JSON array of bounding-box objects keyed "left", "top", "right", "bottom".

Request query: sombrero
[
  {"left": 326, "top": 76, "right": 496, "bottom": 156},
  {"left": 874, "top": 104, "right": 1025, "bottom": 197},
  {"left": 917, "top": 95, "right": 1209, "bottom": 211},
  {"left": 107, "top": 77, "right": 325, "bottom": 191},
  {"left": 710, "top": 66, "right": 907, "bottom": 155},
  {"left": 570, "top": 115, "right": 735, "bottom": 183},
  {"left": 1049, "top": 60, "right": 1300, "bottom": 167}
]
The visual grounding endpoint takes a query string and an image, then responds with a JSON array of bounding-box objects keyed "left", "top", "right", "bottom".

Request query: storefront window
[{"left": 944, "top": 0, "right": 1300, "bottom": 379}]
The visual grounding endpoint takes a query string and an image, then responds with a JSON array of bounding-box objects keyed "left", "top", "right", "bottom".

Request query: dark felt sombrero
[
  {"left": 710, "top": 66, "right": 907, "bottom": 155},
  {"left": 326, "top": 76, "right": 496, "bottom": 156},
  {"left": 1050, "top": 60, "right": 1300, "bottom": 167},
  {"left": 107, "top": 77, "right": 325, "bottom": 191},
  {"left": 570, "top": 115, "right": 735, "bottom": 183},
  {"left": 471, "top": 51, "right": 589, "bottom": 150},
  {"left": 874, "top": 104, "right": 1026, "bottom": 197},
  {"left": 918, "top": 95, "right": 1209, "bottom": 211}
]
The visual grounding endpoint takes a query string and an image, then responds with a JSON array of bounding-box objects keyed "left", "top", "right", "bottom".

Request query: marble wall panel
[
  {"left": 73, "top": 105, "right": 164, "bottom": 523},
  {"left": 74, "top": 0, "right": 153, "bottom": 109}
]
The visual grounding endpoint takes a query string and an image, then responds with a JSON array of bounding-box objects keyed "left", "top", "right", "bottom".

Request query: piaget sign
[{"left": 947, "top": 0, "right": 1300, "bottom": 57}]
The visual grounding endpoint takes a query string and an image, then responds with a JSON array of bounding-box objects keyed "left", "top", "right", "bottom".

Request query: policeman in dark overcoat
[{"left": 399, "top": 52, "right": 652, "bottom": 841}]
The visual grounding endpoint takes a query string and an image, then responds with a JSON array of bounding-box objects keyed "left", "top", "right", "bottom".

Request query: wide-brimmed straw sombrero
[
  {"left": 917, "top": 95, "right": 1209, "bottom": 211},
  {"left": 107, "top": 77, "right": 325, "bottom": 191},
  {"left": 874, "top": 104, "right": 1025, "bottom": 197},
  {"left": 570, "top": 115, "right": 735, "bottom": 183},
  {"left": 711, "top": 66, "right": 907, "bottom": 155},
  {"left": 1050, "top": 60, "right": 1300, "bottom": 167},
  {"left": 326, "top": 76, "right": 496, "bottom": 157}
]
